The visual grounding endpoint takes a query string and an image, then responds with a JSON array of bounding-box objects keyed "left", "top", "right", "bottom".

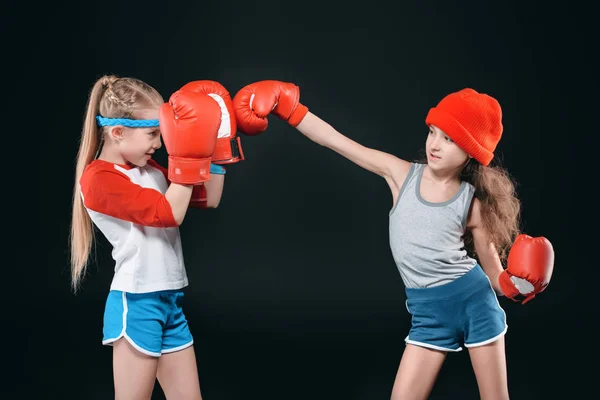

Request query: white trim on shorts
[
  {"left": 464, "top": 325, "right": 507, "bottom": 348},
  {"left": 161, "top": 340, "right": 194, "bottom": 354},
  {"left": 101, "top": 291, "right": 162, "bottom": 357},
  {"left": 404, "top": 336, "right": 463, "bottom": 352},
  {"left": 404, "top": 300, "right": 463, "bottom": 352},
  {"left": 464, "top": 274, "right": 509, "bottom": 348}
]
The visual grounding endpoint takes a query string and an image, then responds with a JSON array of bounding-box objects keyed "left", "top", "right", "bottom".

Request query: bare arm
[
  {"left": 204, "top": 174, "right": 225, "bottom": 208},
  {"left": 165, "top": 174, "right": 224, "bottom": 223},
  {"left": 467, "top": 198, "right": 504, "bottom": 294},
  {"left": 295, "top": 112, "right": 412, "bottom": 200},
  {"left": 165, "top": 183, "right": 194, "bottom": 225}
]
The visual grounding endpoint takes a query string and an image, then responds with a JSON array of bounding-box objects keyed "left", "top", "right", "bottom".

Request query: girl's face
[
  {"left": 425, "top": 124, "right": 470, "bottom": 171},
  {"left": 118, "top": 108, "right": 162, "bottom": 167}
]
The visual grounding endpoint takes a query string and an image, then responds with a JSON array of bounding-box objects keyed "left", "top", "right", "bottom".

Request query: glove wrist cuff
[
  {"left": 498, "top": 271, "right": 520, "bottom": 300},
  {"left": 287, "top": 103, "right": 309, "bottom": 127},
  {"left": 212, "top": 136, "right": 245, "bottom": 164},
  {"left": 168, "top": 156, "right": 211, "bottom": 184}
]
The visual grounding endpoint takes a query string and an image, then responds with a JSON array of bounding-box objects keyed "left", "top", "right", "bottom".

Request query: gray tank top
[{"left": 389, "top": 163, "right": 477, "bottom": 288}]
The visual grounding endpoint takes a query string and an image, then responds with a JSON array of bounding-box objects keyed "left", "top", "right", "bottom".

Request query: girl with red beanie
[{"left": 232, "top": 82, "right": 555, "bottom": 399}]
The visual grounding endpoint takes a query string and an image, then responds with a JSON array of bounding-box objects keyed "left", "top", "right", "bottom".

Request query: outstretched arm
[
  {"left": 233, "top": 80, "right": 412, "bottom": 201},
  {"left": 296, "top": 111, "right": 411, "bottom": 196}
]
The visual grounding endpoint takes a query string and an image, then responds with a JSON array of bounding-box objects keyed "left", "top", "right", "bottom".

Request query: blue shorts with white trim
[
  {"left": 404, "top": 264, "right": 507, "bottom": 352},
  {"left": 102, "top": 289, "right": 193, "bottom": 357}
]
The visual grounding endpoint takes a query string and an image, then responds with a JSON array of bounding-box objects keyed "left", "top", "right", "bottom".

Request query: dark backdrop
[{"left": 4, "top": 0, "right": 590, "bottom": 399}]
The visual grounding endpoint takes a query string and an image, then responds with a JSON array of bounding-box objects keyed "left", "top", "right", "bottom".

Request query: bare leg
[
  {"left": 157, "top": 346, "right": 202, "bottom": 400},
  {"left": 390, "top": 344, "right": 447, "bottom": 400},
  {"left": 113, "top": 338, "right": 159, "bottom": 400},
  {"left": 467, "top": 336, "right": 509, "bottom": 400}
]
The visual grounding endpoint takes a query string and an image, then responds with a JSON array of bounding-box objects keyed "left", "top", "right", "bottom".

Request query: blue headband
[{"left": 96, "top": 116, "right": 160, "bottom": 128}]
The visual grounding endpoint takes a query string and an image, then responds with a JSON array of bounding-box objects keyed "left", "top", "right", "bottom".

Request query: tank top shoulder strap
[
  {"left": 390, "top": 162, "right": 423, "bottom": 216},
  {"left": 459, "top": 182, "right": 476, "bottom": 228}
]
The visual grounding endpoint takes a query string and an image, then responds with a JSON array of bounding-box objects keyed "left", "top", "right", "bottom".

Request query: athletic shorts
[
  {"left": 404, "top": 265, "right": 507, "bottom": 352},
  {"left": 102, "top": 289, "right": 193, "bottom": 357}
]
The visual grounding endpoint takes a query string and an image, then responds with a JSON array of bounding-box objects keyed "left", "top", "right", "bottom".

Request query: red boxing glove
[
  {"left": 180, "top": 80, "right": 244, "bottom": 164},
  {"left": 498, "top": 234, "right": 555, "bottom": 304},
  {"left": 159, "top": 90, "right": 222, "bottom": 184},
  {"left": 232, "top": 80, "right": 309, "bottom": 135}
]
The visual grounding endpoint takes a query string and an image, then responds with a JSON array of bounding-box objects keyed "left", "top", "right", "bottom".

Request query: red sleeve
[
  {"left": 80, "top": 164, "right": 178, "bottom": 227},
  {"left": 148, "top": 159, "right": 207, "bottom": 209}
]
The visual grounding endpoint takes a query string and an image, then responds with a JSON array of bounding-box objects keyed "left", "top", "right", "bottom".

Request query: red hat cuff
[{"left": 425, "top": 107, "right": 494, "bottom": 166}]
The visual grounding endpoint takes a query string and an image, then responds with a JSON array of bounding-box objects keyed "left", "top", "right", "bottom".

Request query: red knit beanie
[{"left": 425, "top": 88, "right": 503, "bottom": 166}]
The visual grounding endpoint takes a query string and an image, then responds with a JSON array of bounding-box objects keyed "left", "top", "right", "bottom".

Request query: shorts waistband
[
  {"left": 405, "top": 264, "right": 486, "bottom": 301},
  {"left": 110, "top": 289, "right": 184, "bottom": 298}
]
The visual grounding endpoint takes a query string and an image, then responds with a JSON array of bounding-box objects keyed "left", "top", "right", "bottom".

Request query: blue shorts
[
  {"left": 404, "top": 265, "right": 507, "bottom": 352},
  {"left": 102, "top": 289, "right": 193, "bottom": 357}
]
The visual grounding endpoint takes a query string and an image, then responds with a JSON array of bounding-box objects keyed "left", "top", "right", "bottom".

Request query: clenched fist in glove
[
  {"left": 159, "top": 90, "right": 222, "bottom": 184},
  {"left": 180, "top": 80, "right": 244, "bottom": 164},
  {"left": 499, "top": 234, "right": 555, "bottom": 304},
  {"left": 232, "top": 80, "right": 309, "bottom": 135}
]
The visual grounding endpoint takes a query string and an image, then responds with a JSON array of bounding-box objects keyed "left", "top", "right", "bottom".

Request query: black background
[{"left": 4, "top": 0, "right": 590, "bottom": 398}]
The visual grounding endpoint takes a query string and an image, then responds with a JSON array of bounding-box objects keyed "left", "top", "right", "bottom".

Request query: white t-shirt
[{"left": 79, "top": 159, "right": 206, "bottom": 293}]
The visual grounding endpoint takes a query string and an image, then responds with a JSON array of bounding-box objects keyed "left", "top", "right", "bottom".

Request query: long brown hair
[
  {"left": 69, "top": 75, "right": 164, "bottom": 293},
  {"left": 460, "top": 158, "right": 521, "bottom": 262}
]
